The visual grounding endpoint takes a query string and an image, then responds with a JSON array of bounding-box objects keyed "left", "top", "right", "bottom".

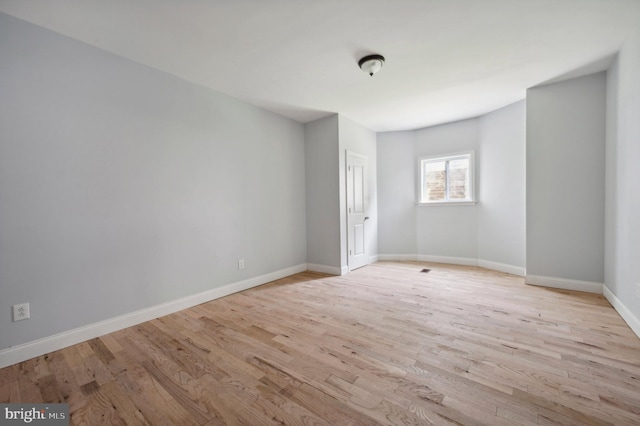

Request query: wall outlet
[
  {"left": 636, "top": 282, "right": 640, "bottom": 299},
  {"left": 13, "top": 303, "right": 30, "bottom": 322},
  {"left": 238, "top": 259, "right": 245, "bottom": 270}
]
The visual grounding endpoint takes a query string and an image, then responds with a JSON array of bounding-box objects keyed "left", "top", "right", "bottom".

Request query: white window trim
[{"left": 417, "top": 150, "right": 476, "bottom": 206}]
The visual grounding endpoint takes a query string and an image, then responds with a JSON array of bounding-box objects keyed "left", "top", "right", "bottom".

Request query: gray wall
[
  {"left": 304, "top": 115, "right": 341, "bottom": 271},
  {"left": 376, "top": 131, "right": 416, "bottom": 256},
  {"left": 0, "top": 14, "right": 307, "bottom": 350},
  {"left": 377, "top": 102, "right": 526, "bottom": 270},
  {"left": 413, "top": 120, "right": 480, "bottom": 259},
  {"left": 338, "top": 116, "right": 378, "bottom": 269},
  {"left": 605, "top": 25, "right": 640, "bottom": 327},
  {"left": 304, "top": 115, "right": 379, "bottom": 273},
  {"left": 526, "top": 73, "right": 606, "bottom": 283},
  {"left": 477, "top": 101, "right": 526, "bottom": 268}
]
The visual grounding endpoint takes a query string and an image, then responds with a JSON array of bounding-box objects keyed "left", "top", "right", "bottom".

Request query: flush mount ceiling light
[{"left": 358, "top": 54, "right": 385, "bottom": 76}]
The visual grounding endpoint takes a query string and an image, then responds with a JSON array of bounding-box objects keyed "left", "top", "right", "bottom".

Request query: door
[{"left": 346, "top": 151, "right": 368, "bottom": 271}]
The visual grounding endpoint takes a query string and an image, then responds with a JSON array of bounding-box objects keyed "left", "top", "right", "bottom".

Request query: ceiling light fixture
[{"left": 358, "top": 54, "right": 385, "bottom": 76}]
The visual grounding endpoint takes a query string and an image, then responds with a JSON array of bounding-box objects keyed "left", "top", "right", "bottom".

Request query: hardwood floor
[{"left": 2, "top": 261, "right": 640, "bottom": 425}]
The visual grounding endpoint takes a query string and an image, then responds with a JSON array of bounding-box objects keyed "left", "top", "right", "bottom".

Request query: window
[{"left": 418, "top": 151, "right": 475, "bottom": 204}]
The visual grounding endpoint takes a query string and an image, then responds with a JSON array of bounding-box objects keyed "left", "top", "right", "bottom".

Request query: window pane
[
  {"left": 448, "top": 158, "right": 469, "bottom": 199},
  {"left": 425, "top": 161, "right": 445, "bottom": 172},
  {"left": 424, "top": 160, "right": 446, "bottom": 201},
  {"left": 419, "top": 152, "right": 474, "bottom": 204}
]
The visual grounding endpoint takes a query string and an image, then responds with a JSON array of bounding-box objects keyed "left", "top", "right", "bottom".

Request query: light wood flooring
[{"left": 1, "top": 261, "right": 640, "bottom": 425}]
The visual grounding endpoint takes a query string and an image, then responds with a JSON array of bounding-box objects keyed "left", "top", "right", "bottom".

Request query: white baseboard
[
  {"left": 525, "top": 274, "right": 603, "bottom": 294},
  {"left": 478, "top": 259, "right": 526, "bottom": 277},
  {"left": 0, "top": 264, "right": 307, "bottom": 369},
  {"left": 378, "top": 254, "right": 418, "bottom": 261},
  {"left": 306, "top": 263, "right": 342, "bottom": 276},
  {"left": 369, "top": 255, "right": 379, "bottom": 264},
  {"left": 417, "top": 255, "right": 478, "bottom": 267},
  {"left": 603, "top": 285, "right": 640, "bottom": 339},
  {"left": 377, "top": 254, "right": 525, "bottom": 277}
]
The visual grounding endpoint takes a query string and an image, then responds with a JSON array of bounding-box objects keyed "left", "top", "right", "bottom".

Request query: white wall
[
  {"left": 338, "top": 116, "right": 378, "bottom": 270},
  {"left": 0, "top": 14, "right": 307, "bottom": 352},
  {"left": 526, "top": 73, "right": 606, "bottom": 286},
  {"left": 304, "top": 115, "right": 341, "bottom": 273},
  {"left": 377, "top": 103, "right": 526, "bottom": 273},
  {"left": 477, "top": 101, "right": 526, "bottom": 271},
  {"left": 605, "top": 25, "right": 640, "bottom": 335}
]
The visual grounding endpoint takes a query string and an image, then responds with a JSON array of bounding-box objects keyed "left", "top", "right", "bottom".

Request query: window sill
[{"left": 417, "top": 201, "right": 478, "bottom": 207}]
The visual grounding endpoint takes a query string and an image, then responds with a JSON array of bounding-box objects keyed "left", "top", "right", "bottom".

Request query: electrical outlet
[
  {"left": 13, "top": 303, "right": 30, "bottom": 322},
  {"left": 238, "top": 259, "right": 245, "bottom": 270},
  {"left": 636, "top": 282, "right": 640, "bottom": 299}
]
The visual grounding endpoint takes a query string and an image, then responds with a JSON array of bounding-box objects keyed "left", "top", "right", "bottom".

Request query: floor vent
[{"left": 420, "top": 268, "right": 431, "bottom": 273}]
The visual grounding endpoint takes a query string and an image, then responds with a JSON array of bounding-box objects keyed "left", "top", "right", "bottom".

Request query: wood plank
[{"left": 1, "top": 261, "right": 640, "bottom": 425}]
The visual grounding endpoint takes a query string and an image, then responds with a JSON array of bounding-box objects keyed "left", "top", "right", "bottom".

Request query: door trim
[{"left": 346, "top": 150, "right": 368, "bottom": 271}]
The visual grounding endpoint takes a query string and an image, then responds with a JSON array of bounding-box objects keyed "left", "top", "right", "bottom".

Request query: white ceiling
[{"left": 2, "top": 0, "right": 639, "bottom": 131}]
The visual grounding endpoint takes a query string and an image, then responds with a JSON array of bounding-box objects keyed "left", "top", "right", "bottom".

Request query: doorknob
[{"left": 364, "top": 216, "right": 370, "bottom": 221}]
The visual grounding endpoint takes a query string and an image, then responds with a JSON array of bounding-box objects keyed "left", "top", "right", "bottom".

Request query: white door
[{"left": 346, "top": 151, "right": 368, "bottom": 271}]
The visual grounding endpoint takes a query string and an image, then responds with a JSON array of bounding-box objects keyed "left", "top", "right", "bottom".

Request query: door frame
[{"left": 346, "top": 150, "right": 368, "bottom": 271}]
